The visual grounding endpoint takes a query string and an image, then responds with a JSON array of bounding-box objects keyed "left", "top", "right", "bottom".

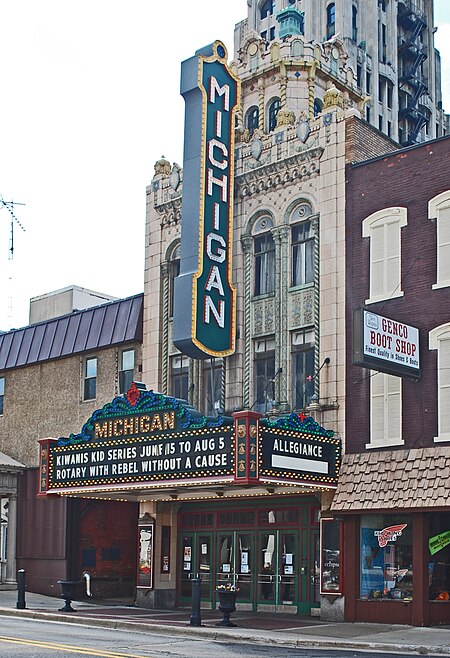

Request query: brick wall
[
  {"left": 345, "top": 116, "right": 398, "bottom": 164},
  {"left": 345, "top": 135, "right": 450, "bottom": 452}
]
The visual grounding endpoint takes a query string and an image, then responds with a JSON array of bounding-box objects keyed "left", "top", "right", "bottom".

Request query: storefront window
[
  {"left": 360, "top": 515, "right": 413, "bottom": 601},
  {"left": 320, "top": 518, "right": 341, "bottom": 594},
  {"left": 429, "top": 512, "right": 450, "bottom": 602},
  {"left": 137, "top": 524, "right": 154, "bottom": 588}
]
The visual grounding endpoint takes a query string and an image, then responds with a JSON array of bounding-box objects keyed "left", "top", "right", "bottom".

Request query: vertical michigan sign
[{"left": 173, "top": 41, "right": 239, "bottom": 359}]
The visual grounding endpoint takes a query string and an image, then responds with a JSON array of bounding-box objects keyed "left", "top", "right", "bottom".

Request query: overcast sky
[{"left": 1, "top": 0, "right": 449, "bottom": 331}]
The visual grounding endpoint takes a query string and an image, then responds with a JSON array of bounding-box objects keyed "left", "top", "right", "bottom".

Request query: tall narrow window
[
  {"left": 203, "top": 359, "right": 224, "bottom": 416},
  {"left": 292, "top": 221, "right": 314, "bottom": 287},
  {"left": 268, "top": 98, "right": 281, "bottom": 132},
  {"left": 362, "top": 207, "right": 407, "bottom": 304},
  {"left": 369, "top": 371, "right": 402, "bottom": 447},
  {"left": 260, "top": 0, "right": 275, "bottom": 20},
  {"left": 352, "top": 6, "right": 358, "bottom": 42},
  {"left": 170, "top": 354, "right": 189, "bottom": 401},
  {"left": 169, "top": 244, "right": 180, "bottom": 318},
  {"left": 429, "top": 191, "right": 450, "bottom": 289},
  {"left": 326, "top": 3, "right": 336, "bottom": 40},
  {"left": 246, "top": 106, "right": 259, "bottom": 137},
  {"left": 0, "top": 377, "right": 4, "bottom": 415},
  {"left": 314, "top": 98, "right": 323, "bottom": 116},
  {"left": 292, "top": 330, "right": 315, "bottom": 409},
  {"left": 84, "top": 357, "right": 97, "bottom": 401},
  {"left": 429, "top": 324, "right": 450, "bottom": 442},
  {"left": 254, "top": 233, "right": 275, "bottom": 296},
  {"left": 254, "top": 338, "right": 276, "bottom": 413},
  {"left": 119, "top": 348, "right": 135, "bottom": 394}
]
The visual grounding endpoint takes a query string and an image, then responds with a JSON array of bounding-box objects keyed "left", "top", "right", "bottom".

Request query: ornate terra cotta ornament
[
  {"left": 276, "top": 107, "right": 295, "bottom": 127},
  {"left": 169, "top": 163, "right": 181, "bottom": 191},
  {"left": 250, "top": 137, "right": 263, "bottom": 160},
  {"left": 296, "top": 113, "right": 311, "bottom": 143},
  {"left": 154, "top": 155, "right": 171, "bottom": 176},
  {"left": 324, "top": 85, "right": 344, "bottom": 109}
]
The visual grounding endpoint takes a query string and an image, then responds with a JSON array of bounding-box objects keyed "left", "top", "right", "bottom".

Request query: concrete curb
[{"left": 1, "top": 607, "right": 450, "bottom": 656}]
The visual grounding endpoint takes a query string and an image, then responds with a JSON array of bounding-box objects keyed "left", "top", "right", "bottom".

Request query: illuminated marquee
[{"left": 173, "top": 40, "right": 240, "bottom": 359}]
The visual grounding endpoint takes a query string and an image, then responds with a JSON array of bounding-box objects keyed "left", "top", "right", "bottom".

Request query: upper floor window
[
  {"left": 362, "top": 207, "right": 407, "bottom": 304},
  {"left": 352, "top": 6, "right": 358, "bottom": 42},
  {"left": 368, "top": 371, "right": 402, "bottom": 447},
  {"left": 254, "top": 337, "right": 276, "bottom": 413},
  {"left": 203, "top": 359, "right": 224, "bottom": 416},
  {"left": 429, "top": 191, "right": 450, "bottom": 290},
  {"left": 260, "top": 0, "right": 275, "bottom": 20},
  {"left": 254, "top": 233, "right": 275, "bottom": 296},
  {"left": 169, "top": 243, "right": 180, "bottom": 318},
  {"left": 292, "top": 329, "right": 315, "bottom": 410},
  {"left": 119, "top": 348, "right": 135, "bottom": 394},
  {"left": 292, "top": 219, "right": 314, "bottom": 287},
  {"left": 246, "top": 106, "right": 259, "bottom": 137},
  {"left": 268, "top": 98, "right": 281, "bottom": 132},
  {"left": 0, "top": 377, "right": 4, "bottom": 415},
  {"left": 314, "top": 98, "right": 323, "bottom": 117},
  {"left": 429, "top": 324, "right": 450, "bottom": 442},
  {"left": 84, "top": 357, "right": 97, "bottom": 401},
  {"left": 326, "top": 3, "right": 336, "bottom": 40},
  {"left": 170, "top": 354, "right": 189, "bottom": 401}
]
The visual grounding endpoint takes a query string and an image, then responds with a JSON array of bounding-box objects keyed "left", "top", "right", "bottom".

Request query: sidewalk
[{"left": 0, "top": 588, "right": 450, "bottom": 656}]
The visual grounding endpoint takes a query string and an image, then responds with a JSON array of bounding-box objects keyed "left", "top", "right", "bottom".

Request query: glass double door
[
  {"left": 179, "top": 532, "right": 213, "bottom": 602},
  {"left": 258, "top": 531, "right": 298, "bottom": 606}
]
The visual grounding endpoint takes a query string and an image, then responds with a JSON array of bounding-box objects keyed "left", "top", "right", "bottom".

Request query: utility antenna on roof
[{"left": 0, "top": 196, "right": 26, "bottom": 259}]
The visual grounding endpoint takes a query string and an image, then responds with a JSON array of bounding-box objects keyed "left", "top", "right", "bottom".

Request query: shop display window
[
  {"left": 360, "top": 515, "right": 413, "bottom": 601},
  {"left": 320, "top": 518, "right": 342, "bottom": 594},
  {"left": 429, "top": 512, "right": 450, "bottom": 602},
  {"left": 137, "top": 523, "right": 154, "bottom": 588}
]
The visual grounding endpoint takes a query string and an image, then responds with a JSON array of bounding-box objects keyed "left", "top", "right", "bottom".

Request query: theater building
[{"left": 1, "top": 0, "right": 449, "bottom": 624}]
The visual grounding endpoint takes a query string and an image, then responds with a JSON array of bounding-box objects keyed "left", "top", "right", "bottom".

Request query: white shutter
[
  {"left": 371, "top": 372, "right": 385, "bottom": 444},
  {"left": 439, "top": 337, "right": 450, "bottom": 436},
  {"left": 371, "top": 225, "right": 384, "bottom": 298},
  {"left": 437, "top": 208, "right": 450, "bottom": 284},
  {"left": 386, "top": 374, "right": 401, "bottom": 442},
  {"left": 386, "top": 219, "right": 400, "bottom": 298}
]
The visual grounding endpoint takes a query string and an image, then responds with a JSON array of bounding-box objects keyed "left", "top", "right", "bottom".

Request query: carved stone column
[
  {"left": 258, "top": 79, "right": 265, "bottom": 133},
  {"left": 160, "top": 261, "right": 170, "bottom": 395},
  {"left": 241, "top": 234, "right": 253, "bottom": 409},
  {"left": 311, "top": 214, "right": 320, "bottom": 397},
  {"left": 272, "top": 225, "right": 290, "bottom": 409}
]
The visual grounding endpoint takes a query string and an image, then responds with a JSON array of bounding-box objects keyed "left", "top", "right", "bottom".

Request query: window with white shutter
[
  {"left": 429, "top": 191, "right": 450, "bottom": 289},
  {"left": 362, "top": 207, "right": 407, "bottom": 304},
  {"left": 367, "top": 371, "right": 402, "bottom": 447},
  {"left": 429, "top": 324, "right": 450, "bottom": 442}
]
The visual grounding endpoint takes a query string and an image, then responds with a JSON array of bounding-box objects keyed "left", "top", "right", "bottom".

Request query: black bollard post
[
  {"left": 16, "top": 569, "right": 26, "bottom": 610},
  {"left": 190, "top": 575, "right": 202, "bottom": 626}
]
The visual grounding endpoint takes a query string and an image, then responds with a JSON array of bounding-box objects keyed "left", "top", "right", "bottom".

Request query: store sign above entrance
[
  {"left": 353, "top": 308, "right": 420, "bottom": 379},
  {"left": 38, "top": 383, "right": 234, "bottom": 495},
  {"left": 173, "top": 40, "right": 239, "bottom": 359},
  {"left": 259, "top": 414, "right": 341, "bottom": 488}
]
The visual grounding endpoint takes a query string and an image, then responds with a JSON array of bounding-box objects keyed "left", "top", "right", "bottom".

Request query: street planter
[{"left": 216, "top": 588, "right": 238, "bottom": 627}]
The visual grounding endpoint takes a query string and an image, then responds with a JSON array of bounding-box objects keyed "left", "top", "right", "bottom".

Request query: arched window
[
  {"left": 352, "top": 5, "right": 358, "bottom": 41},
  {"left": 260, "top": 0, "right": 275, "bottom": 20},
  {"left": 246, "top": 106, "right": 259, "bottom": 136},
  {"left": 254, "top": 233, "right": 275, "bottom": 295},
  {"left": 169, "top": 243, "right": 180, "bottom": 318},
  {"left": 429, "top": 323, "right": 450, "bottom": 442},
  {"left": 268, "top": 98, "right": 281, "bottom": 132},
  {"left": 291, "top": 217, "right": 314, "bottom": 287},
  {"left": 314, "top": 98, "right": 323, "bottom": 117},
  {"left": 326, "top": 3, "right": 336, "bottom": 40}
]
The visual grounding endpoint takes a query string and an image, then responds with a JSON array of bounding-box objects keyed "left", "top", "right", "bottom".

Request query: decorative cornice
[
  {"left": 154, "top": 198, "right": 182, "bottom": 227},
  {"left": 236, "top": 146, "right": 323, "bottom": 197}
]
